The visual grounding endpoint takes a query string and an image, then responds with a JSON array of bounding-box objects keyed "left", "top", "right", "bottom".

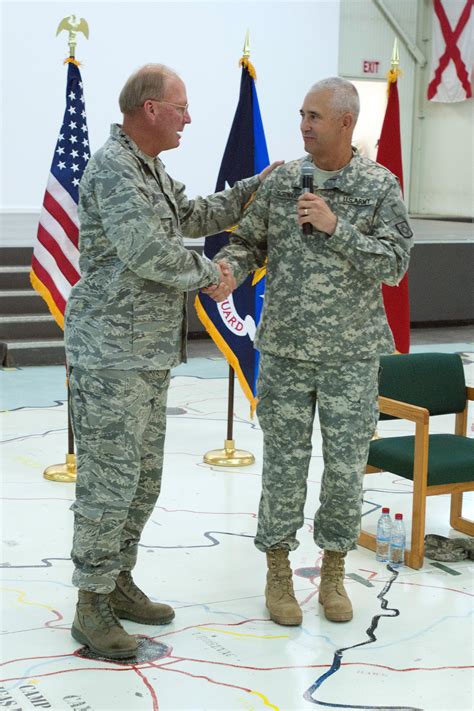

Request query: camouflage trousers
[
  {"left": 254, "top": 353, "right": 379, "bottom": 553},
  {"left": 68, "top": 367, "right": 170, "bottom": 593}
]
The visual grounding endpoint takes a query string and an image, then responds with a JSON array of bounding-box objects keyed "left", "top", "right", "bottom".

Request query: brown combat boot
[
  {"left": 265, "top": 549, "right": 303, "bottom": 626},
  {"left": 71, "top": 590, "right": 138, "bottom": 659},
  {"left": 318, "top": 550, "right": 353, "bottom": 622},
  {"left": 110, "top": 571, "right": 175, "bottom": 625}
]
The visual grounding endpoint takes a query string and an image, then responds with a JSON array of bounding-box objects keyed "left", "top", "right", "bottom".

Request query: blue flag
[{"left": 194, "top": 57, "right": 269, "bottom": 413}]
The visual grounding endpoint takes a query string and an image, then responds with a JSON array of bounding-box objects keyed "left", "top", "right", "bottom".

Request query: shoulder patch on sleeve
[{"left": 395, "top": 220, "right": 413, "bottom": 239}]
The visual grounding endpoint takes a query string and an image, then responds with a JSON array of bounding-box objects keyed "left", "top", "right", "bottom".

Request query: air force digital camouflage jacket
[
  {"left": 215, "top": 152, "right": 413, "bottom": 362},
  {"left": 65, "top": 124, "right": 260, "bottom": 370}
]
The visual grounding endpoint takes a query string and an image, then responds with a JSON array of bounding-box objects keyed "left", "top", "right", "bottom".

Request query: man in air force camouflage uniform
[
  {"left": 205, "top": 77, "right": 413, "bottom": 626},
  {"left": 64, "top": 64, "right": 279, "bottom": 659}
]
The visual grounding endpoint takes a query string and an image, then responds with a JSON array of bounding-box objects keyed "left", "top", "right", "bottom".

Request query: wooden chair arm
[
  {"left": 467, "top": 386, "right": 474, "bottom": 401},
  {"left": 379, "top": 396, "right": 429, "bottom": 424}
]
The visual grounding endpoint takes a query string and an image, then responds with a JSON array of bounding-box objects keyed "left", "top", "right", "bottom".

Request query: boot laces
[
  {"left": 322, "top": 554, "right": 344, "bottom": 574},
  {"left": 282, "top": 579, "right": 297, "bottom": 597},
  {"left": 96, "top": 595, "right": 120, "bottom": 627},
  {"left": 322, "top": 577, "right": 346, "bottom": 595},
  {"left": 321, "top": 557, "right": 346, "bottom": 594},
  {"left": 269, "top": 564, "right": 292, "bottom": 583},
  {"left": 118, "top": 572, "right": 148, "bottom": 603},
  {"left": 269, "top": 551, "right": 291, "bottom": 573},
  {"left": 268, "top": 557, "right": 296, "bottom": 596}
]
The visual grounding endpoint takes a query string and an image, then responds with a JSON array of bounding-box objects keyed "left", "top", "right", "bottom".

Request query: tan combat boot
[
  {"left": 265, "top": 549, "right": 303, "bottom": 626},
  {"left": 318, "top": 550, "right": 353, "bottom": 622},
  {"left": 71, "top": 590, "right": 138, "bottom": 659},
  {"left": 110, "top": 571, "right": 175, "bottom": 625}
]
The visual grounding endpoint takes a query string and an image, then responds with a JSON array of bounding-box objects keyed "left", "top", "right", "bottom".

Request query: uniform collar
[
  {"left": 292, "top": 147, "right": 362, "bottom": 194},
  {"left": 110, "top": 123, "right": 164, "bottom": 175}
]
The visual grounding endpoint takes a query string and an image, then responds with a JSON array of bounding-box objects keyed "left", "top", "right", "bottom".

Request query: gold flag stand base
[
  {"left": 203, "top": 439, "right": 255, "bottom": 467},
  {"left": 43, "top": 453, "right": 77, "bottom": 483}
]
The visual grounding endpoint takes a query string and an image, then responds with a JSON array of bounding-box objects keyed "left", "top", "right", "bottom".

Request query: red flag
[{"left": 376, "top": 75, "right": 410, "bottom": 354}]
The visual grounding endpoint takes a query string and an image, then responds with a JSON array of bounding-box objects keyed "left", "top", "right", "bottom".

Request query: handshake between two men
[
  {"left": 202, "top": 260, "right": 236, "bottom": 303},
  {"left": 201, "top": 189, "right": 338, "bottom": 303}
]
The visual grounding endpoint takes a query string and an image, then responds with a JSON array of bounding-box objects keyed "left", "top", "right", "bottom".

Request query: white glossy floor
[{"left": 1, "top": 336, "right": 473, "bottom": 711}]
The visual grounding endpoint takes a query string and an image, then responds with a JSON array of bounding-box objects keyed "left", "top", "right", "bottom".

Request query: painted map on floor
[{"left": 1, "top": 365, "right": 473, "bottom": 710}]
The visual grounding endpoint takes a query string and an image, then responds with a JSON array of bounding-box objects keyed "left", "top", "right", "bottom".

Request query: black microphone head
[{"left": 300, "top": 160, "right": 314, "bottom": 201}]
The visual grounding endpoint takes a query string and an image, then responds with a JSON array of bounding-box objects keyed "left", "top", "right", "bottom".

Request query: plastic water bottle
[
  {"left": 389, "top": 513, "right": 406, "bottom": 567},
  {"left": 375, "top": 507, "right": 392, "bottom": 562}
]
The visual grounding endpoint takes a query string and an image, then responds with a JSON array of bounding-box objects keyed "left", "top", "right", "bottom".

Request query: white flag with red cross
[{"left": 427, "top": 0, "right": 474, "bottom": 102}]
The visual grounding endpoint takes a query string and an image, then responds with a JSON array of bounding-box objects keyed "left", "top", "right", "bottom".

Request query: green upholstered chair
[{"left": 358, "top": 352, "right": 474, "bottom": 569}]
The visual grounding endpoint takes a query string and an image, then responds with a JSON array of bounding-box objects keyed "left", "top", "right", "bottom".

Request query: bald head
[
  {"left": 118, "top": 64, "right": 179, "bottom": 115},
  {"left": 119, "top": 63, "right": 190, "bottom": 158}
]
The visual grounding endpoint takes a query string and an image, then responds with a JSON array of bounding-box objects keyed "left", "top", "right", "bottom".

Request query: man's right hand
[{"left": 202, "top": 260, "right": 236, "bottom": 302}]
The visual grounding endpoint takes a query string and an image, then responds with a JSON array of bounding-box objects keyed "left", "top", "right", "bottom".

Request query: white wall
[
  {"left": 339, "top": 0, "right": 418, "bottom": 205},
  {"left": 1, "top": 0, "right": 340, "bottom": 229},
  {"left": 409, "top": 0, "right": 474, "bottom": 218},
  {"left": 339, "top": 0, "right": 474, "bottom": 219}
]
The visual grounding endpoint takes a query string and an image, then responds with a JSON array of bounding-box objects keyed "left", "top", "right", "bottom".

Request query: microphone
[{"left": 300, "top": 161, "right": 314, "bottom": 235}]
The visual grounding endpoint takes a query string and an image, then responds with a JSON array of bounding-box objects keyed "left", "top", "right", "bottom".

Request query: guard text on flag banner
[
  {"left": 31, "top": 61, "right": 91, "bottom": 329},
  {"left": 194, "top": 57, "right": 269, "bottom": 412}
]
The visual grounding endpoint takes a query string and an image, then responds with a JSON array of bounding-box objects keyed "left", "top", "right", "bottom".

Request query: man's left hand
[{"left": 297, "top": 193, "right": 337, "bottom": 235}]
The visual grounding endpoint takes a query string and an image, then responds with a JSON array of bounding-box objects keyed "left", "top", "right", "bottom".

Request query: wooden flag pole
[{"left": 203, "top": 365, "right": 255, "bottom": 467}]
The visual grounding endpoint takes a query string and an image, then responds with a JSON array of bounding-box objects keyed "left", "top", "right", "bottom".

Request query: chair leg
[
  {"left": 409, "top": 489, "right": 427, "bottom": 568},
  {"left": 408, "top": 421, "right": 429, "bottom": 570},
  {"left": 450, "top": 493, "right": 474, "bottom": 536},
  {"left": 405, "top": 547, "right": 424, "bottom": 570},
  {"left": 358, "top": 530, "right": 377, "bottom": 553},
  {"left": 450, "top": 493, "right": 462, "bottom": 525},
  {"left": 407, "top": 462, "right": 426, "bottom": 569}
]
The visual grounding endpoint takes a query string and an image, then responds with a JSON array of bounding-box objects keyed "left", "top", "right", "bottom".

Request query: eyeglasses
[{"left": 147, "top": 99, "right": 189, "bottom": 116}]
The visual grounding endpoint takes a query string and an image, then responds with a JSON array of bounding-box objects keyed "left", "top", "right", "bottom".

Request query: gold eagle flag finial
[{"left": 56, "top": 15, "right": 89, "bottom": 60}]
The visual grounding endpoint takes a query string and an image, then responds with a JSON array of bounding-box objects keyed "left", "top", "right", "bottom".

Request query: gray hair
[
  {"left": 309, "top": 77, "right": 360, "bottom": 124},
  {"left": 118, "top": 64, "right": 178, "bottom": 114}
]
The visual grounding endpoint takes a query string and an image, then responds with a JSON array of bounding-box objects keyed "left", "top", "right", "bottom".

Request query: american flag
[{"left": 31, "top": 61, "right": 90, "bottom": 329}]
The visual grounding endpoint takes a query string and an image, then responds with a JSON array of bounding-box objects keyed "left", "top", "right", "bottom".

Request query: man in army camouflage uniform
[
  {"left": 64, "top": 64, "right": 279, "bottom": 659},
  {"left": 205, "top": 77, "right": 413, "bottom": 626}
]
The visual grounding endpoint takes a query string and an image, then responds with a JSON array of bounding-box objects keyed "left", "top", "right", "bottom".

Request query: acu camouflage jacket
[
  {"left": 65, "top": 124, "right": 260, "bottom": 370},
  {"left": 216, "top": 151, "right": 413, "bottom": 362}
]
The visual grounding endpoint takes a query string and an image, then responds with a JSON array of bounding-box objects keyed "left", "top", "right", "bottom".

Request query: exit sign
[{"left": 363, "top": 60, "right": 380, "bottom": 74}]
